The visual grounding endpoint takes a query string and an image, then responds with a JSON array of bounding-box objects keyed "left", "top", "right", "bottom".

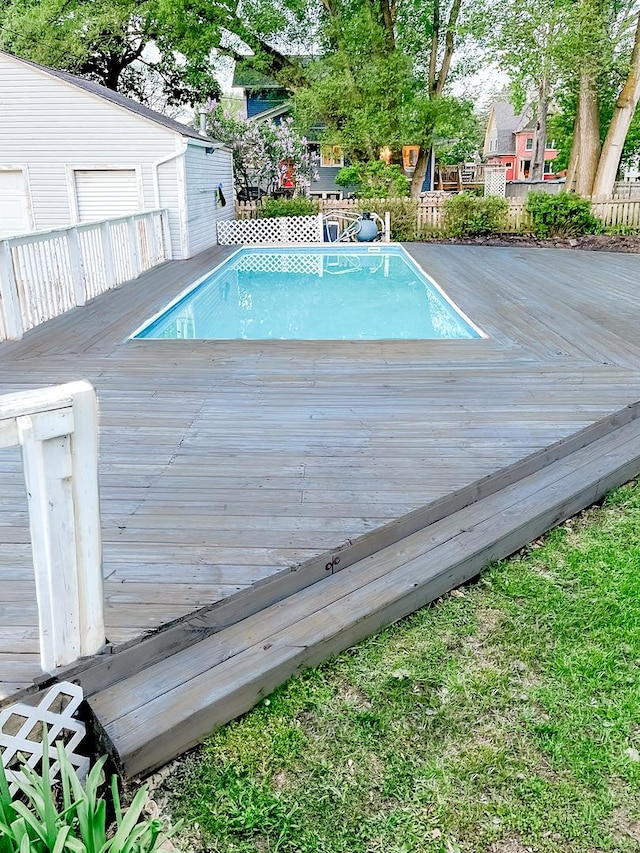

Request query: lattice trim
[
  {"left": 0, "top": 681, "right": 88, "bottom": 794},
  {"left": 484, "top": 167, "right": 507, "bottom": 198},
  {"left": 234, "top": 253, "right": 324, "bottom": 275},
  {"left": 217, "top": 215, "right": 323, "bottom": 245}
]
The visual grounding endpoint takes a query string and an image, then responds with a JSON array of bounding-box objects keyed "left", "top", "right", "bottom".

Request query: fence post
[
  {"left": 317, "top": 211, "right": 325, "bottom": 242},
  {"left": 384, "top": 211, "right": 391, "bottom": 242},
  {"left": 0, "top": 241, "right": 24, "bottom": 340},
  {"left": 127, "top": 216, "right": 141, "bottom": 279},
  {"left": 66, "top": 227, "right": 86, "bottom": 306}
]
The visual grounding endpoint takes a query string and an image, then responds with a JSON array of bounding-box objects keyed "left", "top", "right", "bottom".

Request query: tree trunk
[
  {"left": 410, "top": 146, "right": 431, "bottom": 197},
  {"left": 591, "top": 12, "right": 640, "bottom": 199},
  {"left": 574, "top": 69, "right": 601, "bottom": 196},
  {"left": 566, "top": 110, "right": 581, "bottom": 191},
  {"left": 529, "top": 77, "right": 548, "bottom": 181}
]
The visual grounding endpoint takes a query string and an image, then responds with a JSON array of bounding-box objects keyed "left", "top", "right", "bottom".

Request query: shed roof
[{"left": 0, "top": 50, "right": 219, "bottom": 144}]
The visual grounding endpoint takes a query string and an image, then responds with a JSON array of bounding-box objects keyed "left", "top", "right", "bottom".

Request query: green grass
[{"left": 164, "top": 481, "right": 640, "bottom": 853}]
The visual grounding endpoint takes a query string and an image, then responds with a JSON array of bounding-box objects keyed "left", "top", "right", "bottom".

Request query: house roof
[
  {"left": 232, "top": 64, "right": 284, "bottom": 90},
  {"left": 488, "top": 101, "right": 520, "bottom": 155},
  {"left": 0, "top": 50, "right": 219, "bottom": 144}
]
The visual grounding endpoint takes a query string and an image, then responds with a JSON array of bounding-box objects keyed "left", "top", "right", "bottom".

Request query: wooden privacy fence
[
  {"left": 236, "top": 198, "right": 640, "bottom": 234},
  {"left": 0, "top": 381, "right": 104, "bottom": 673},
  {"left": 0, "top": 209, "right": 170, "bottom": 341}
]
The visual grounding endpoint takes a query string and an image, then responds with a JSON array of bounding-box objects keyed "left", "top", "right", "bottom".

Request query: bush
[
  {"left": 335, "top": 162, "right": 409, "bottom": 198},
  {"left": 0, "top": 742, "right": 179, "bottom": 853},
  {"left": 257, "top": 197, "right": 319, "bottom": 218},
  {"left": 525, "top": 191, "right": 602, "bottom": 238},
  {"left": 355, "top": 198, "right": 419, "bottom": 241},
  {"left": 444, "top": 192, "right": 508, "bottom": 237}
]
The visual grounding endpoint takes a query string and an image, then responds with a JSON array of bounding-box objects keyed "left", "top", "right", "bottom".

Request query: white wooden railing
[
  {"left": 0, "top": 381, "right": 104, "bottom": 672},
  {"left": 0, "top": 209, "right": 170, "bottom": 341}
]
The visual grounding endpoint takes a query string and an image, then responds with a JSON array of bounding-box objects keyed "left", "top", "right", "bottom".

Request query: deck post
[
  {"left": 127, "top": 216, "right": 141, "bottom": 279},
  {"left": 1, "top": 381, "right": 104, "bottom": 672},
  {"left": 66, "top": 226, "right": 86, "bottom": 306},
  {"left": 0, "top": 241, "right": 24, "bottom": 340},
  {"left": 161, "top": 210, "right": 173, "bottom": 260},
  {"left": 99, "top": 221, "right": 117, "bottom": 289},
  {"left": 384, "top": 212, "right": 391, "bottom": 243}
]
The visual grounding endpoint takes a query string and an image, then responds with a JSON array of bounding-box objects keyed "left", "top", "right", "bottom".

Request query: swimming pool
[{"left": 132, "top": 246, "right": 483, "bottom": 341}]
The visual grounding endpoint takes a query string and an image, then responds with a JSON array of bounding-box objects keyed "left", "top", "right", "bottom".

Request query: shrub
[
  {"left": 355, "top": 198, "right": 419, "bottom": 241},
  {"left": 257, "top": 197, "right": 319, "bottom": 218},
  {"left": 444, "top": 192, "right": 508, "bottom": 237},
  {"left": 0, "top": 742, "right": 179, "bottom": 853},
  {"left": 525, "top": 191, "right": 602, "bottom": 238},
  {"left": 335, "top": 161, "right": 409, "bottom": 198}
]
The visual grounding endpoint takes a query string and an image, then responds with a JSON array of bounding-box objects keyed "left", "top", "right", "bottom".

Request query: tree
[
  {"left": 0, "top": 0, "right": 221, "bottom": 105},
  {"left": 204, "top": 102, "right": 319, "bottom": 196}
]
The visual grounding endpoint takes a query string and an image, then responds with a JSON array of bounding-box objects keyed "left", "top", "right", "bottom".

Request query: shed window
[{"left": 74, "top": 169, "right": 140, "bottom": 221}]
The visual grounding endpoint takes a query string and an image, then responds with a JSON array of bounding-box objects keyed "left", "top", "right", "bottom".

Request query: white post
[
  {"left": 0, "top": 241, "right": 24, "bottom": 340},
  {"left": 0, "top": 381, "right": 105, "bottom": 672},
  {"left": 384, "top": 211, "right": 391, "bottom": 243},
  {"left": 317, "top": 211, "right": 325, "bottom": 242},
  {"left": 66, "top": 226, "right": 86, "bottom": 307},
  {"left": 99, "top": 221, "right": 117, "bottom": 289},
  {"left": 127, "top": 216, "right": 141, "bottom": 279},
  {"left": 161, "top": 210, "right": 173, "bottom": 260}
]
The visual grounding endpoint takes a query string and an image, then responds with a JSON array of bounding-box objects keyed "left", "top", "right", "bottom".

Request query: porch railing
[
  {"left": 0, "top": 209, "right": 171, "bottom": 341},
  {"left": 0, "top": 381, "right": 104, "bottom": 673}
]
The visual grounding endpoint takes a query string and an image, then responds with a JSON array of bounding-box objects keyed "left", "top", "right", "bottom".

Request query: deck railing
[
  {"left": 236, "top": 197, "right": 640, "bottom": 233},
  {"left": 0, "top": 209, "right": 170, "bottom": 341},
  {"left": 0, "top": 381, "right": 104, "bottom": 673}
]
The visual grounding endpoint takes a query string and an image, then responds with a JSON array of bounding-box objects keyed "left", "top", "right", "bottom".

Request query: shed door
[
  {"left": 0, "top": 170, "right": 31, "bottom": 237},
  {"left": 74, "top": 169, "right": 140, "bottom": 221}
]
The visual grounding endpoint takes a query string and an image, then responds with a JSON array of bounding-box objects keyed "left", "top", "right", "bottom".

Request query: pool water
[{"left": 132, "top": 247, "right": 481, "bottom": 341}]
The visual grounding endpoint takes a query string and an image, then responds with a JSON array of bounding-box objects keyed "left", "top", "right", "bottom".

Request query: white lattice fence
[
  {"left": 217, "top": 214, "right": 324, "bottom": 245},
  {"left": 0, "top": 682, "right": 89, "bottom": 794}
]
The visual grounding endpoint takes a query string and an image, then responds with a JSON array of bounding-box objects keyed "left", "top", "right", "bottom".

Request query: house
[
  {"left": 232, "top": 63, "right": 434, "bottom": 198},
  {"left": 483, "top": 101, "right": 559, "bottom": 181},
  {"left": 0, "top": 51, "right": 234, "bottom": 258}
]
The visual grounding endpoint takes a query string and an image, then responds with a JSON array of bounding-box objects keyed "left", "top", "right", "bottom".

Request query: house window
[
  {"left": 546, "top": 139, "right": 556, "bottom": 150},
  {"left": 401, "top": 146, "right": 420, "bottom": 168},
  {"left": 489, "top": 137, "right": 497, "bottom": 152},
  {"left": 544, "top": 161, "right": 553, "bottom": 174},
  {"left": 505, "top": 162, "right": 513, "bottom": 168},
  {"left": 525, "top": 138, "right": 533, "bottom": 150},
  {"left": 321, "top": 145, "right": 344, "bottom": 167}
]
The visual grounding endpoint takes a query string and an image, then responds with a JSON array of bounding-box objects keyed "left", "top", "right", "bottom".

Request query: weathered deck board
[{"left": 1, "top": 243, "right": 640, "bottom": 700}]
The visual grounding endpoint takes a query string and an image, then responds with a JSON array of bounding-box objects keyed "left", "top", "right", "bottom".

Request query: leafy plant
[
  {"left": 354, "top": 198, "right": 419, "bottom": 241},
  {"left": 335, "top": 161, "right": 409, "bottom": 198},
  {"left": 257, "top": 197, "right": 319, "bottom": 218},
  {"left": 525, "top": 192, "right": 602, "bottom": 238},
  {"left": 444, "top": 192, "right": 508, "bottom": 237},
  {"left": 0, "top": 742, "right": 179, "bottom": 853}
]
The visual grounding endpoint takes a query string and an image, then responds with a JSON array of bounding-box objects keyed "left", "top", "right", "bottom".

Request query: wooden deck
[{"left": 1, "top": 243, "right": 640, "bottom": 706}]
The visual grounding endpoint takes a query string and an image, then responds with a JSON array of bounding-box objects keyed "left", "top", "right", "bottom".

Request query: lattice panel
[
  {"left": 234, "top": 253, "right": 324, "bottom": 275},
  {"left": 217, "top": 215, "right": 323, "bottom": 245},
  {"left": 484, "top": 167, "right": 507, "bottom": 197},
  {"left": 0, "top": 682, "right": 89, "bottom": 794}
]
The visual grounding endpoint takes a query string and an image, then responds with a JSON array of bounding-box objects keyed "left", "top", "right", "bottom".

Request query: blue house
[{"left": 232, "top": 64, "right": 434, "bottom": 199}]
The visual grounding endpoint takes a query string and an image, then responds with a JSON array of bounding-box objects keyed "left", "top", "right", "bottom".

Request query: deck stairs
[{"left": 85, "top": 405, "right": 640, "bottom": 778}]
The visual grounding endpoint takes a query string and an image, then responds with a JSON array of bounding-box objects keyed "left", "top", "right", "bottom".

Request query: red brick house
[{"left": 483, "top": 101, "right": 559, "bottom": 180}]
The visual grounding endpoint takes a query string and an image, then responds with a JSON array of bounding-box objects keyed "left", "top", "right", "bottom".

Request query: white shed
[{"left": 0, "top": 51, "right": 234, "bottom": 259}]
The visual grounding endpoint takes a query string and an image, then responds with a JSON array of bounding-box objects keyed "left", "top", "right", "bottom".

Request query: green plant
[
  {"left": 355, "top": 198, "right": 419, "bottom": 241},
  {"left": 335, "top": 161, "right": 409, "bottom": 198},
  {"left": 444, "top": 192, "right": 509, "bottom": 237},
  {"left": 525, "top": 192, "right": 602, "bottom": 238},
  {"left": 0, "top": 742, "right": 179, "bottom": 853},
  {"left": 257, "top": 197, "right": 319, "bottom": 218}
]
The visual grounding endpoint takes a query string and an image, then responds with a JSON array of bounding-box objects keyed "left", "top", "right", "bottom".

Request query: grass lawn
[{"left": 164, "top": 481, "right": 640, "bottom": 853}]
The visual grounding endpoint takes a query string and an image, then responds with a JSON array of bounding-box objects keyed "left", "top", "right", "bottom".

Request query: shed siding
[
  {"left": 0, "top": 53, "right": 236, "bottom": 259},
  {"left": 183, "top": 144, "right": 234, "bottom": 257}
]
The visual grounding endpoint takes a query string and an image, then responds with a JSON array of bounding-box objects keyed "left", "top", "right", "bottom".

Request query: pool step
[{"left": 88, "top": 412, "right": 640, "bottom": 778}]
